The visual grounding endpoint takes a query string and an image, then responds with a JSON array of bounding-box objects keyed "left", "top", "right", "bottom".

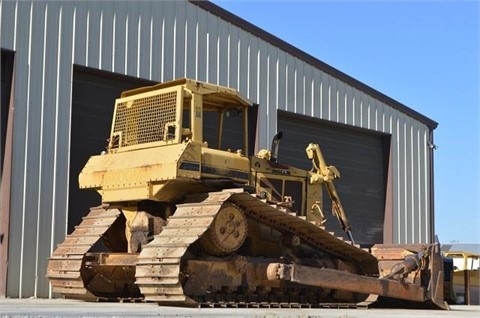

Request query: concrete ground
[{"left": 0, "top": 298, "right": 479, "bottom": 318}]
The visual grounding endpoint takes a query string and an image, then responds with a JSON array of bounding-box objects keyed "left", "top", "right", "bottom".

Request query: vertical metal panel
[
  {"left": 337, "top": 80, "right": 346, "bottom": 124},
  {"left": 373, "top": 97, "right": 380, "bottom": 131},
  {"left": 247, "top": 37, "right": 258, "bottom": 102},
  {"left": 32, "top": 1, "right": 49, "bottom": 297},
  {"left": 137, "top": 3, "right": 151, "bottom": 79},
  {"left": 369, "top": 98, "right": 376, "bottom": 131},
  {"left": 411, "top": 121, "right": 431, "bottom": 243},
  {"left": 353, "top": 88, "right": 362, "bottom": 127},
  {"left": 377, "top": 102, "right": 390, "bottom": 132},
  {"left": 112, "top": 3, "right": 126, "bottom": 74},
  {"left": 257, "top": 42, "right": 269, "bottom": 145},
  {"left": 247, "top": 36, "right": 264, "bottom": 144},
  {"left": 267, "top": 45, "right": 278, "bottom": 141},
  {"left": 304, "top": 64, "right": 313, "bottom": 117},
  {"left": 393, "top": 117, "right": 402, "bottom": 242},
  {"left": 312, "top": 70, "right": 321, "bottom": 118},
  {"left": 366, "top": 92, "right": 374, "bottom": 130},
  {"left": 276, "top": 50, "right": 287, "bottom": 111},
  {"left": 86, "top": 3, "right": 101, "bottom": 69},
  {"left": 400, "top": 117, "right": 409, "bottom": 242},
  {"left": 416, "top": 127, "right": 424, "bottom": 243},
  {"left": 0, "top": 50, "right": 15, "bottom": 298},
  {"left": 131, "top": 2, "right": 141, "bottom": 76},
  {"left": 294, "top": 59, "right": 304, "bottom": 114},
  {"left": 21, "top": 0, "right": 46, "bottom": 298},
  {"left": 217, "top": 17, "right": 228, "bottom": 86},
  {"left": 46, "top": 2, "right": 74, "bottom": 298},
  {"left": 285, "top": 54, "right": 295, "bottom": 112},
  {"left": 173, "top": 1, "right": 186, "bottom": 80},
  {"left": 72, "top": 1, "right": 86, "bottom": 66},
  {"left": 52, "top": 2, "right": 75, "bottom": 296},
  {"left": 236, "top": 28, "right": 248, "bottom": 96},
  {"left": 0, "top": 0, "right": 435, "bottom": 298},
  {"left": 226, "top": 23, "right": 238, "bottom": 88},
  {"left": 194, "top": 5, "right": 207, "bottom": 82},
  {"left": 7, "top": 0, "right": 31, "bottom": 298},
  {"left": 345, "top": 83, "right": 353, "bottom": 125},
  {"left": 185, "top": 5, "right": 198, "bottom": 80},
  {"left": 99, "top": 6, "right": 113, "bottom": 71},
  {"left": 420, "top": 127, "right": 430, "bottom": 242},
  {"left": 305, "top": 67, "right": 311, "bottom": 116},
  {"left": 36, "top": 3, "right": 59, "bottom": 296},
  {"left": 405, "top": 118, "right": 414, "bottom": 242},
  {"left": 163, "top": 1, "right": 175, "bottom": 81},
  {"left": 411, "top": 124, "right": 420, "bottom": 242},
  {"left": 417, "top": 123, "right": 430, "bottom": 243},
  {"left": 0, "top": 1, "right": 17, "bottom": 49},
  {"left": 330, "top": 77, "right": 339, "bottom": 122},
  {"left": 206, "top": 10, "right": 218, "bottom": 84},
  {"left": 150, "top": 2, "right": 163, "bottom": 81},
  {"left": 126, "top": 3, "right": 139, "bottom": 76},
  {"left": 321, "top": 71, "right": 330, "bottom": 120}
]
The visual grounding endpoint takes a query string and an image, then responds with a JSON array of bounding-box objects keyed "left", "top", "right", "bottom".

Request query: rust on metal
[{"left": 269, "top": 263, "right": 425, "bottom": 302}]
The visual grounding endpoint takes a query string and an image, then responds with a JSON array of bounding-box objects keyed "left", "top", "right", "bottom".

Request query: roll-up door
[
  {"left": 69, "top": 67, "right": 155, "bottom": 233},
  {"left": 277, "top": 111, "right": 389, "bottom": 245}
]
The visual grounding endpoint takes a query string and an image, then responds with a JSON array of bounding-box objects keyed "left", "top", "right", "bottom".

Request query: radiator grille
[{"left": 111, "top": 90, "right": 178, "bottom": 148}]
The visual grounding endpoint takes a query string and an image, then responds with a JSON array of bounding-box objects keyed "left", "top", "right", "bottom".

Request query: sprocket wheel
[{"left": 200, "top": 203, "right": 247, "bottom": 255}]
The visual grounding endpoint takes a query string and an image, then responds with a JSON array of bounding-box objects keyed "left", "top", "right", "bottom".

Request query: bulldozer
[{"left": 47, "top": 78, "right": 450, "bottom": 309}]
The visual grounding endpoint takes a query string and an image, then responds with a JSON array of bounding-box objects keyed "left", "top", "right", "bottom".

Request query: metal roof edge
[{"left": 189, "top": 0, "right": 438, "bottom": 130}]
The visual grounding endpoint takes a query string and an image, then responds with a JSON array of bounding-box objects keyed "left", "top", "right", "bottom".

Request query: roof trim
[{"left": 190, "top": 1, "right": 438, "bottom": 130}]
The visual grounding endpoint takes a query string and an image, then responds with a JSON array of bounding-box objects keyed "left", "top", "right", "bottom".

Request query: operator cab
[{"left": 107, "top": 78, "right": 253, "bottom": 156}]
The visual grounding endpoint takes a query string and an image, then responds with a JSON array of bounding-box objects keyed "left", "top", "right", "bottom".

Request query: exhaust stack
[{"left": 270, "top": 132, "right": 283, "bottom": 162}]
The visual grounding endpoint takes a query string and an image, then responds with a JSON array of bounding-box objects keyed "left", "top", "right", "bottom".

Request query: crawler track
[
  {"left": 47, "top": 189, "right": 379, "bottom": 307},
  {"left": 136, "top": 189, "right": 379, "bottom": 306},
  {"left": 47, "top": 206, "right": 122, "bottom": 300}
]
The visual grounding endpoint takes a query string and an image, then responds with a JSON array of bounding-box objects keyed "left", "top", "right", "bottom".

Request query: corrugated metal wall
[{"left": 0, "top": 0, "right": 434, "bottom": 298}]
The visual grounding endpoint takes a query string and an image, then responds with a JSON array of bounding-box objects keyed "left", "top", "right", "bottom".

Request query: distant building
[
  {"left": 443, "top": 244, "right": 480, "bottom": 255},
  {"left": 443, "top": 244, "right": 480, "bottom": 270}
]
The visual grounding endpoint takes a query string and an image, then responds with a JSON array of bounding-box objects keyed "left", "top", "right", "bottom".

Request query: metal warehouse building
[{"left": 0, "top": 0, "right": 437, "bottom": 298}]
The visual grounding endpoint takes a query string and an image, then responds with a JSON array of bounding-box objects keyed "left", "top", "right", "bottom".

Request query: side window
[
  {"left": 221, "top": 108, "right": 244, "bottom": 151},
  {"left": 182, "top": 109, "right": 191, "bottom": 129},
  {"left": 259, "top": 178, "right": 283, "bottom": 203},
  {"left": 202, "top": 108, "right": 244, "bottom": 151},
  {"left": 258, "top": 177, "right": 305, "bottom": 213},
  {"left": 284, "top": 180, "right": 304, "bottom": 213}
]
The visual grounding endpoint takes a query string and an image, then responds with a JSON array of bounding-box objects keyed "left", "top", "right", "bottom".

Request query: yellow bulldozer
[{"left": 47, "top": 78, "right": 450, "bottom": 309}]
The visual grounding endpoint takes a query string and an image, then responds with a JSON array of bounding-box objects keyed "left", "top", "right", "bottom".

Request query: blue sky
[{"left": 213, "top": 0, "right": 480, "bottom": 243}]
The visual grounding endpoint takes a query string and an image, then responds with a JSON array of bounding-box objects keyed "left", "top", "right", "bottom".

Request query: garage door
[
  {"left": 277, "top": 111, "right": 389, "bottom": 245},
  {"left": 68, "top": 67, "right": 155, "bottom": 233}
]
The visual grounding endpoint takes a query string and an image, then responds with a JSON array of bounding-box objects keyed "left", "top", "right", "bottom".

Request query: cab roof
[{"left": 120, "top": 78, "right": 252, "bottom": 109}]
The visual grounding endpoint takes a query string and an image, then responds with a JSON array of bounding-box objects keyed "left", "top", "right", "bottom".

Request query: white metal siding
[{"left": 0, "top": 0, "right": 433, "bottom": 298}]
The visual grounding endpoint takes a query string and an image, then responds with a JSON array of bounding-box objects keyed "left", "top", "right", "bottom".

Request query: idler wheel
[{"left": 200, "top": 203, "right": 247, "bottom": 255}]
